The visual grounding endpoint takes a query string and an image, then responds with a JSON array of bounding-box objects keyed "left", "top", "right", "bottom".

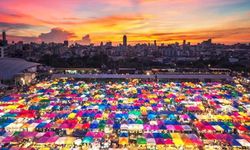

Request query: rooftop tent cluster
[{"left": 0, "top": 79, "right": 249, "bottom": 149}]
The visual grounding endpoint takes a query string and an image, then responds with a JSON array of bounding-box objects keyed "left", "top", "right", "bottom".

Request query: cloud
[
  {"left": 38, "top": 28, "right": 76, "bottom": 43},
  {"left": 122, "top": 27, "right": 250, "bottom": 43},
  {"left": 2, "top": 28, "right": 77, "bottom": 43},
  {"left": 0, "top": 34, "right": 40, "bottom": 43},
  {"left": 82, "top": 34, "right": 91, "bottom": 44},
  {"left": 86, "top": 14, "right": 146, "bottom": 26},
  {"left": 0, "top": 0, "right": 249, "bottom": 45},
  {"left": 0, "top": 22, "right": 34, "bottom": 30},
  {"left": 2, "top": 27, "right": 250, "bottom": 45},
  {"left": 74, "top": 34, "right": 91, "bottom": 45}
]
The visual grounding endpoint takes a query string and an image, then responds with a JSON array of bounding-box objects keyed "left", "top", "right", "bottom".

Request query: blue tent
[
  {"left": 1, "top": 96, "right": 12, "bottom": 102},
  {"left": 148, "top": 113, "right": 157, "bottom": 120},
  {"left": 52, "top": 105, "right": 60, "bottom": 111},
  {"left": 128, "top": 120, "right": 135, "bottom": 124},
  {"left": 164, "top": 120, "right": 179, "bottom": 125},
  {"left": 0, "top": 131, "right": 6, "bottom": 136},
  {"left": 153, "top": 132, "right": 163, "bottom": 138},
  {"left": 159, "top": 124, "right": 166, "bottom": 130},
  {"left": 119, "top": 132, "right": 129, "bottom": 137},
  {"left": 231, "top": 139, "right": 241, "bottom": 146},
  {"left": 36, "top": 123, "right": 47, "bottom": 128},
  {"left": 168, "top": 114, "right": 176, "bottom": 120},
  {"left": 113, "top": 123, "right": 121, "bottom": 130},
  {"left": 90, "top": 121, "right": 99, "bottom": 129},
  {"left": 187, "top": 113, "right": 197, "bottom": 120}
]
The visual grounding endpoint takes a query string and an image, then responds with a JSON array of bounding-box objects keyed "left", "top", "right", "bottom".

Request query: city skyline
[{"left": 0, "top": 0, "right": 250, "bottom": 45}]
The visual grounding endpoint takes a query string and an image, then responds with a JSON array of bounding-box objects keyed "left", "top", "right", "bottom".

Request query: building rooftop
[{"left": 0, "top": 58, "right": 40, "bottom": 80}]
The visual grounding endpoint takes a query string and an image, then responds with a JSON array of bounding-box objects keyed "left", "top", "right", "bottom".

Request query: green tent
[{"left": 137, "top": 137, "right": 146, "bottom": 145}]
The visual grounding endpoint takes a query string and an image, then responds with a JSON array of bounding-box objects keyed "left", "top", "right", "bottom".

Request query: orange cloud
[
  {"left": 88, "top": 27, "right": 250, "bottom": 45},
  {"left": 0, "top": 0, "right": 249, "bottom": 44},
  {"left": 85, "top": 14, "right": 147, "bottom": 26}
]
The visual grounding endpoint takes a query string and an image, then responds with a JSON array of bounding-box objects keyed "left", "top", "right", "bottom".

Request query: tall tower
[
  {"left": 2, "top": 31, "right": 6, "bottom": 41},
  {"left": 183, "top": 40, "right": 186, "bottom": 46},
  {"left": 123, "top": 35, "right": 127, "bottom": 47},
  {"left": 2, "top": 31, "right": 7, "bottom": 46},
  {"left": 2, "top": 31, "right": 6, "bottom": 42}
]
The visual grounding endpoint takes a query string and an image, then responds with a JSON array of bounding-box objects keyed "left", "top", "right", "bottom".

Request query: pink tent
[
  {"left": 37, "top": 137, "right": 49, "bottom": 143},
  {"left": 20, "top": 131, "right": 38, "bottom": 138},
  {"left": 145, "top": 133, "right": 153, "bottom": 138},
  {"left": 60, "top": 119, "right": 78, "bottom": 129},
  {"left": 174, "top": 125, "right": 184, "bottom": 131},
  {"left": 2, "top": 136, "right": 14, "bottom": 143},
  {"left": 155, "top": 138, "right": 165, "bottom": 145},
  {"left": 44, "top": 131, "right": 55, "bottom": 137},
  {"left": 94, "top": 132, "right": 104, "bottom": 139},
  {"left": 95, "top": 113, "right": 102, "bottom": 118},
  {"left": 108, "top": 113, "right": 115, "bottom": 118},
  {"left": 43, "top": 113, "right": 57, "bottom": 118},
  {"left": 165, "top": 139, "right": 174, "bottom": 145},
  {"left": 76, "top": 111, "right": 84, "bottom": 117},
  {"left": 166, "top": 125, "right": 175, "bottom": 131},
  {"left": 181, "top": 114, "right": 190, "bottom": 120},
  {"left": 9, "top": 99, "right": 19, "bottom": 102},
  {"left": 34, "top": 119, "right": 43, "bottom": 123},
  {"left": 47, "top": 136, "right": 59, "bottom": 143},
  {"left": 86, "top": 131, "right": 94, "bottom": 137},
  {"left": 150, "top": 125, "right": 159, "bottom": 130},
  {"left": 157, "top": 120, "right": 164, "bottom": 125},
  {"left": 10, "top": 94, "right": 22, "bottom": 98},
  {"left": 73, "top": 97, "right": 83, "bottom": 101},
  {"left": 204, "top": 133, "right": 216, "bottom": 140},
  {"left": 204, "top": 125, "right": 215, "bottom": 131},
  {"left": 44, "top": 123, "right": 52, "bottom": 128},
  {"left": 110, "top": 106, "right": 117, "bottom": 111},
  {"left": 187, "top": 106, "right": 200, "bottom": 111},
  {"left": 143, "top": 124, "right": 151, "bottom": 130}
]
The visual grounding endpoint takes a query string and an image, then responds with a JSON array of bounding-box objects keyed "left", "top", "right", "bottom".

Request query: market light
[{"left": 0, "top": 79, "right": 248, "bottom": 148}]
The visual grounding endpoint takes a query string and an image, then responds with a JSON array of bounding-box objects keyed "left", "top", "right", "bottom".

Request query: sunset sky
[{"left": 0, "top": 0, "right": 250, "bottom": 45}]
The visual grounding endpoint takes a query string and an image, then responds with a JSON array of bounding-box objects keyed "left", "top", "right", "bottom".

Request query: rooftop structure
[{"left": 0, "top": 58, "right": 40, "bottom": 80}]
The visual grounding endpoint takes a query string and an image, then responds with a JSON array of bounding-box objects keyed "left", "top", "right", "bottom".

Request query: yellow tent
[
  {"left": 213, "top": 125, "right": 224, "bottom": 132},
  {"left": 173, "top": 139, "right": 184, "bottom": 147},
  {"left": 119, "top": 137, "right": 129, "bottom": 145},
  {"left": 68, "top": 113, "right": 76, "bottom": 119}
]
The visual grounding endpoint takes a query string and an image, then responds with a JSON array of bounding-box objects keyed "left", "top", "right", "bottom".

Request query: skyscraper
[
  {"left": 154, "top": 40, "right": 157, "bottom": 47},
  {"left": 1, "top": 31, "right": 8, "bottom": 46},
  {"left": 183, "top": 40, "right": 186, "bottom": 46},
  {"left": 123, "top": 35, "right": 127, "bottom": 47},
  {"left": 2, "top": 31, "right": 6, "bottom": 41},
  {"left": 63, "top": 40, "right": 69, "bottom": 47}
]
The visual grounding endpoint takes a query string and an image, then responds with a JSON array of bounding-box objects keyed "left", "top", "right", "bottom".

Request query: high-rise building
[
  {"left": 154, "top": 40, "right": 157, "bottom": 47},
  {"left": 183, "top": 40, "right": 186, "bottom": 46},
  {"left": 1, "top": 31, "right": 8, "bottom": 46},
  {"left": 63, "top": 40, "right": 69, "bottom": 47},
  {"left": 208, "top": 39, "right": 212, "bottom": 44},
  {"left": 123, "top": 35, "right": 127, "bottom": 47},
  {"left": 106, "top": 41, "right": 112, "bottom": 47},
  {"left": 2, "top": 31, "right": 6, "bottom": 41}
]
